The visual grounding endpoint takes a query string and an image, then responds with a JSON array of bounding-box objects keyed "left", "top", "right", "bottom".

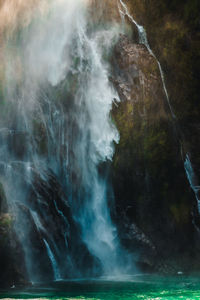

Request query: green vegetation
[{"left": 0, "top": 213, "right": 12, "bottom": 229}]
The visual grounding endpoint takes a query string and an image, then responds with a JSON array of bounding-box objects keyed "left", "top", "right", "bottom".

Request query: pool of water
[{"left": 1, "top": 275, "right": 200, "bottom": 299}]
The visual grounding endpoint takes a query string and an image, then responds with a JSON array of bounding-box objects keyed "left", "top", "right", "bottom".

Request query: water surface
[{"left": 1, "top": 275, "right": 200, "bottom": 299}]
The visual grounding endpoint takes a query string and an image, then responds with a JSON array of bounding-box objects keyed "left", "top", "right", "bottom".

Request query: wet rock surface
[
  {"left": 0, "top": 167, "right": 101, "bottom": 287},
  {"left": 0, "top": 211, "right": 28, "bottom": 288},
  {"left": 125, "top": 0, "right": 200, "bottom": 194},
  {"left": 111, "top": 34, "right": 200, "bottom": 273},
  {"left": 0, "top": 183, "right": 27, "bottom": 288}
]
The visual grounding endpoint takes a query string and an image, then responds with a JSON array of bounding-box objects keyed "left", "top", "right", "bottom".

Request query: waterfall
[
  {"left": 184, "top": 155, "right": 200, "bottom": 214},
  {"left": 118, "top": 0, "right": 176, "bottom": 119},
  {"left": 43, "top": 239, "right": 61, "bottom": 281},
  {"left": 0, "top": 0, "right": 130, "bottom": 281}
]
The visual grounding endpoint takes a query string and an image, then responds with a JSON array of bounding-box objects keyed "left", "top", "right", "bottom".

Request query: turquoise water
[{"left": 1, "top": 275, "right": 200, "bottom": 299}]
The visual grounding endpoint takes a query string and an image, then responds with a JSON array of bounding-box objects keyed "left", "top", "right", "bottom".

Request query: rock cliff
[{"left": 111, "top": 33, "right": 200, "bottom": 273}]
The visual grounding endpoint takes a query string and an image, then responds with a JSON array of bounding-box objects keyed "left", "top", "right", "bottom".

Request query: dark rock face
[
  {"left": 28, "top": 171, "right": 101, "bottom": 280},
  {"left": 0, "top": 187, "right": 28, "bottom": 288},
  {"left": 125, "top": 0, "right": 200, "bottom": 186},
  {"left": 12, "top": 170, "right": 102, "bottom": 283},
  {"left": 0, "top": 167, "right": 101, "bottom": 287},
  {"left": 111, "top": 34, "right": 200, "bottom": 273},
  {"left": 0, "top": 218, "right": 28, "bottom": 288}
]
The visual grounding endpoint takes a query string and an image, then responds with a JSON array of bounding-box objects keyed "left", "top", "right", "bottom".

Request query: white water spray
[{"left": 0, "top": 0, "right": 129, "bottom": 280}]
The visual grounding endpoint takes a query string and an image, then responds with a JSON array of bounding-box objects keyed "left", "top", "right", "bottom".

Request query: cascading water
[
  {"left": 0, "top": 0, "right": 131, "bottom": 282},
  {"left": 43, "top": 238, "right": 61, "bottom": 281},
  {"left": 118, "top": 0, "right": 176, "bottom": 119},
  {"left": 184, "top": 154, "right": 200, "bottom": 214}
]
